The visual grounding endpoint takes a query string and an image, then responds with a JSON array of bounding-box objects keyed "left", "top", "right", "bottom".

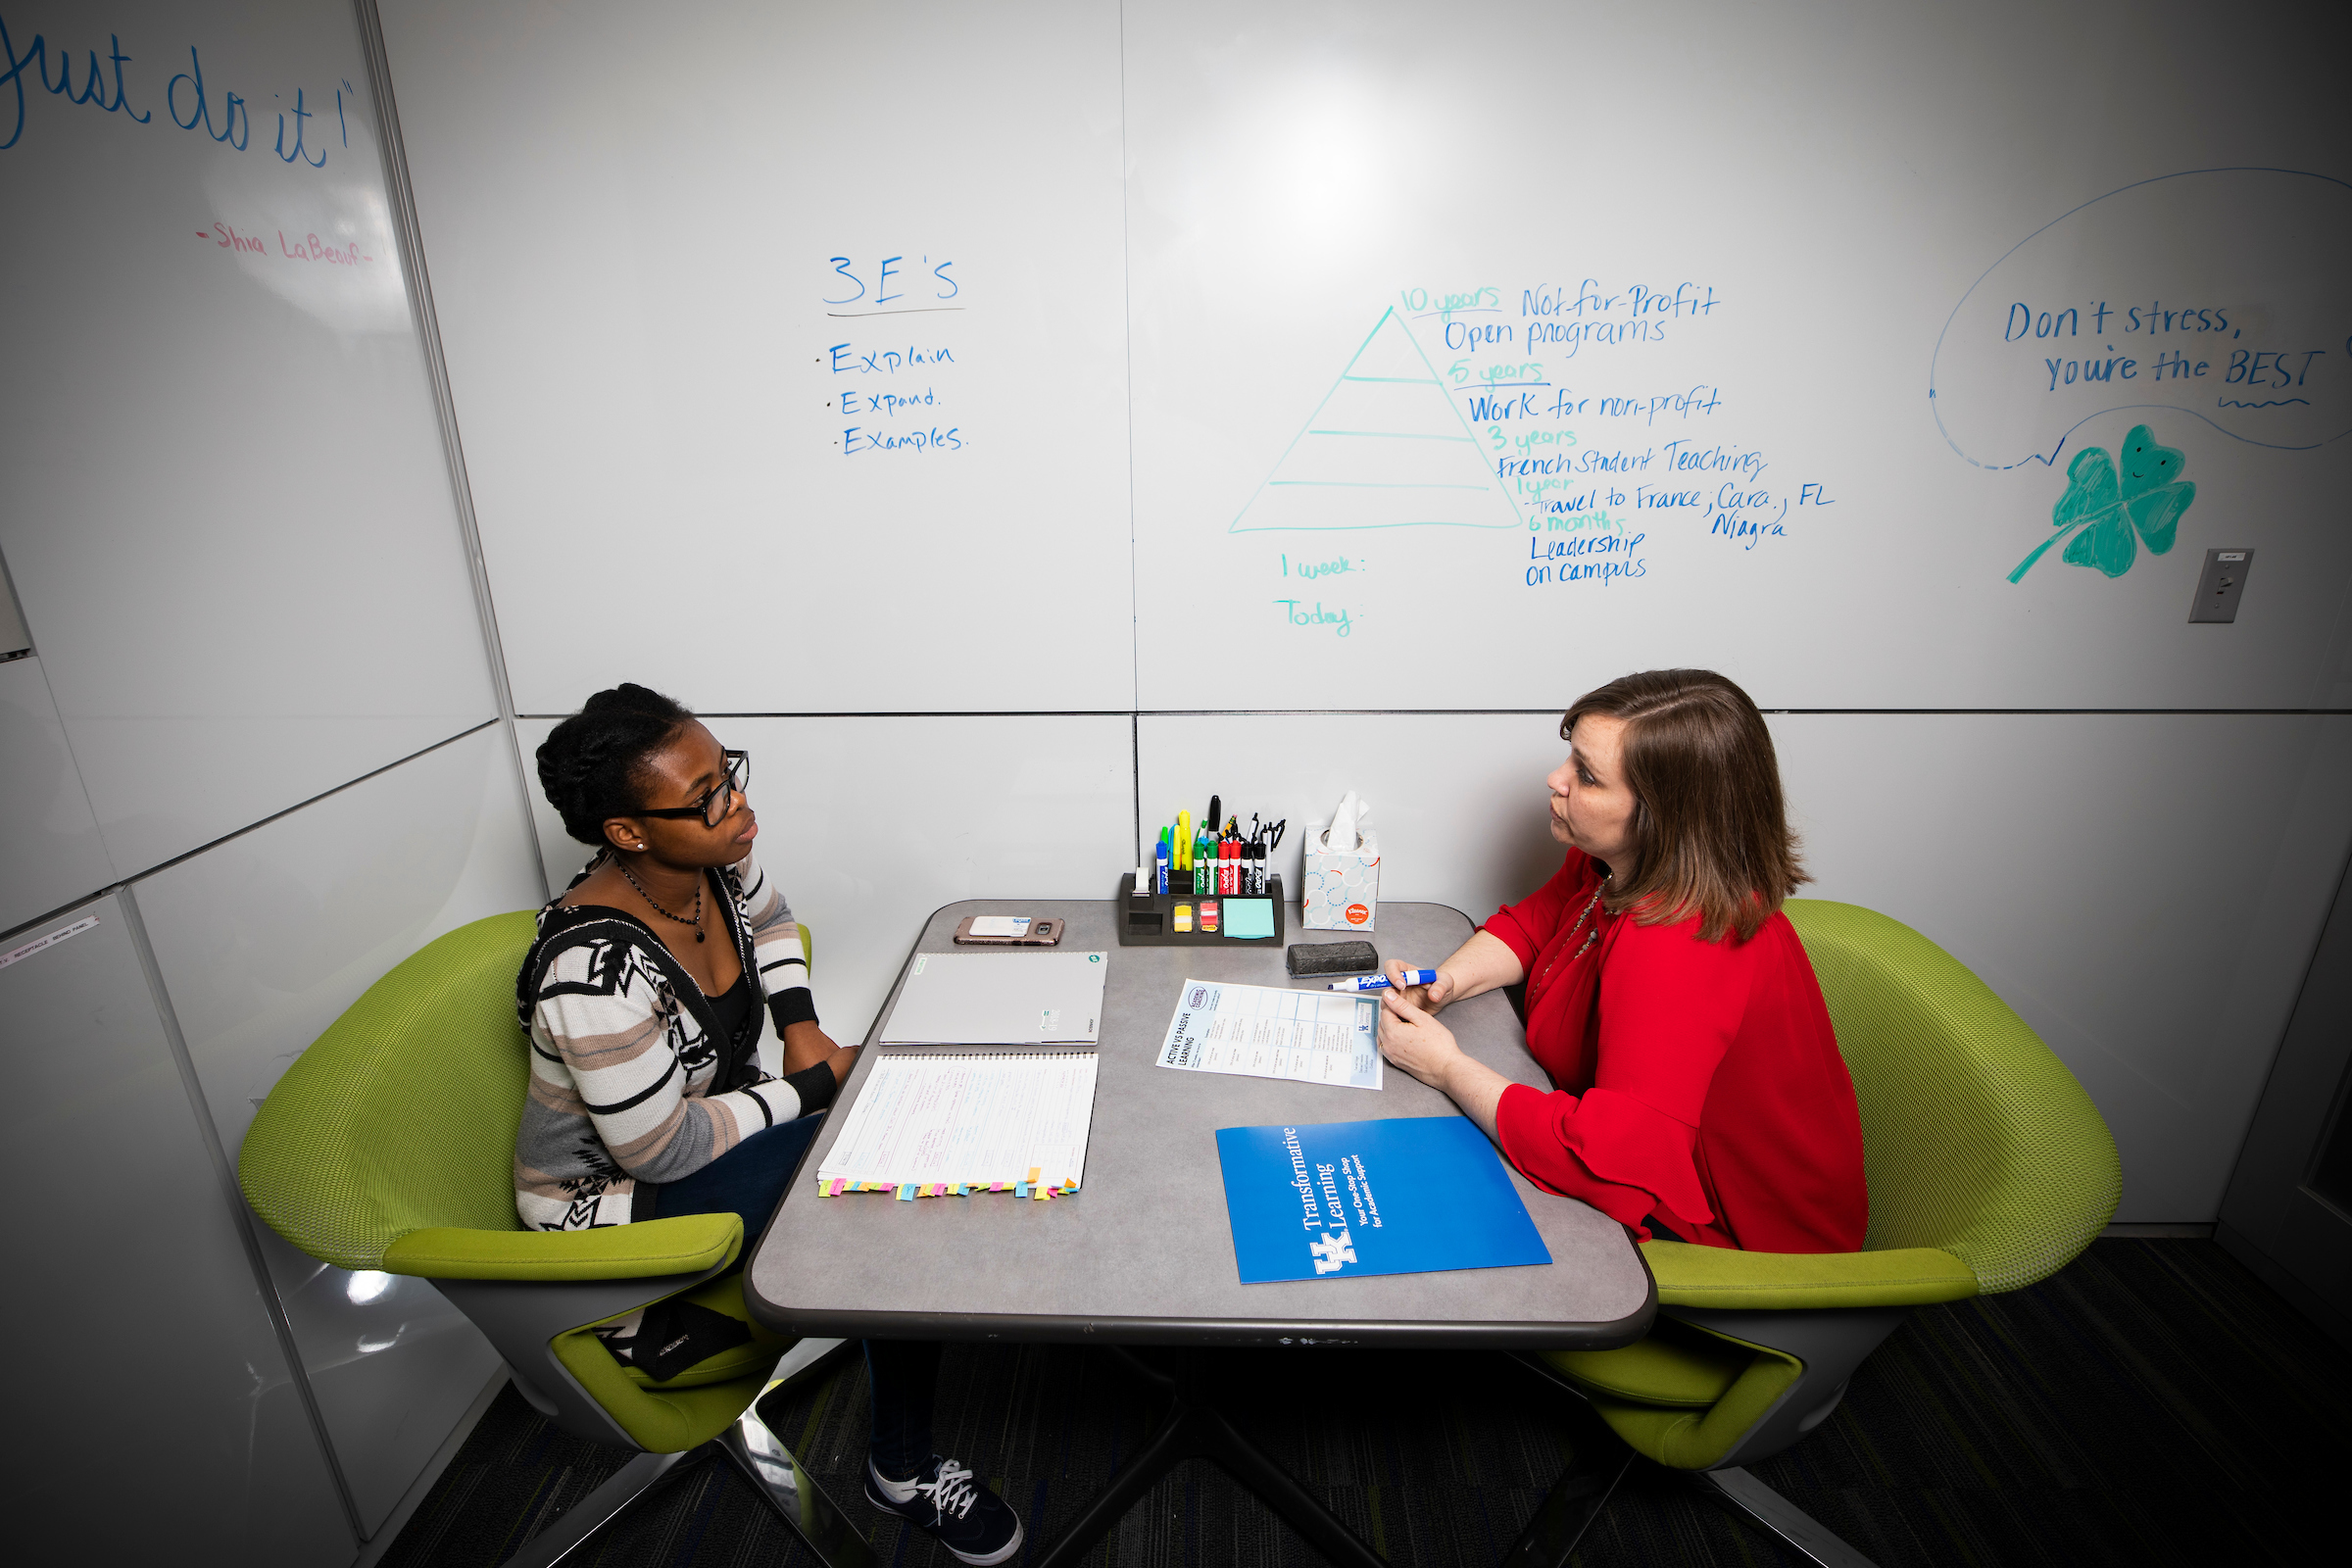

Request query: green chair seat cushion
[
  {"left": 550, "top": 1274, "right": 796, "bottom": 1447},
  {"left": 1545, "top": 1317, "right": 1806, "bottom": 1470},
  {"left": 1543, "top": 1317, "right": 1749, "bottom": 1407},
  {"left": 1642, "top": 1239, "right": 1978, "bottom": 1309},
  {"left": 613, "top": 1275, "right": 795, "bottom": 1391},
  {"left": 550, "top": 1354, "right": 770, "bottom": 1454},
  {"left": 381, "top": 1214, "right": 743, "bottom": 1281}
]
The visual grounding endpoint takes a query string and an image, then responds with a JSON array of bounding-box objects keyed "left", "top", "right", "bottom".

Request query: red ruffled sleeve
[{"left": 1494, "top": 914, "right": 1753, "bottom": 1238}]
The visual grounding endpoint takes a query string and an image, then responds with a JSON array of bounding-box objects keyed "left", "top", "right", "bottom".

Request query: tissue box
[{"left": 1302, "top": 831, "right": 1380, "bottom": 931}]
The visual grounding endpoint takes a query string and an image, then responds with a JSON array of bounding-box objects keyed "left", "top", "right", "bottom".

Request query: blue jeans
[
  {"left": 634, "top": 1115, "right": 825, "bottom": 1252},
  {"left": 642, "top": 1116, "right": 940, "bottom": 1476}
]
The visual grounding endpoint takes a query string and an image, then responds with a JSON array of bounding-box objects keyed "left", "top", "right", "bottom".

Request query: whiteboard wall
[
  {"left": 1123, "top": 0, "right": 2352, "bottom": 710},
  {"left": 0, "top": 0, "right": 496, "bottom": 877},
  {"left": 379, "top": 0, "right": 2352, "bottom": 715},
  {"left": 377, "top": 0, "right": 1135, "bottom": 716}
]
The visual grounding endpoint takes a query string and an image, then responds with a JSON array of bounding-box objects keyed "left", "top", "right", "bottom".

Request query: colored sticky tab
[
  {"left": 897, "top": 1185, "right": 916, "bottom": 1200},
  {"left": 1027, "top": 1166, "right": 1043, "bottom": 1184},
  {"left": 1014, "top": 1182, "right": 1029, "bottom": 1198}
]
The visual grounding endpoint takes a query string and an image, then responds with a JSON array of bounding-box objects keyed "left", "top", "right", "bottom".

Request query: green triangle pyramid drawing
[{"left": 1230, "top": 307, "right": 1523, "bottom": 533}]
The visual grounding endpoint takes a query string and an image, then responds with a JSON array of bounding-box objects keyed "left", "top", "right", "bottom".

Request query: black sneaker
[{"left": 862, "top": 1453, "right": 1024, "bottom": 1565}]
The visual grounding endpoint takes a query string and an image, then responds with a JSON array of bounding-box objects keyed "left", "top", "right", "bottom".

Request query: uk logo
[
  {"left": 1308, "top": 1229, "right": 1357, "bottom": 1274},
  {"left": 1189, "top": 986, "right": 1208, "bottom": 1007}
]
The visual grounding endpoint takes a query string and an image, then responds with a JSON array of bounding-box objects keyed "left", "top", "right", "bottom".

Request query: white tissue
[{"left": 1324, "top": 790, "right": 1371, "bottom": 853}]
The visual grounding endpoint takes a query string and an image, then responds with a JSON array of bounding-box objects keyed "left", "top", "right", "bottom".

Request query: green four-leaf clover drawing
[{"left": 2009, "top": 424, "right": 2196, "bottom": 583}]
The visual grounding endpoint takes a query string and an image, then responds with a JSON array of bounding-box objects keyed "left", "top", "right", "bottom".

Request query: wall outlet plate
[{"left": 2188, "top": 548, "right": 2254, "bottom": 623}]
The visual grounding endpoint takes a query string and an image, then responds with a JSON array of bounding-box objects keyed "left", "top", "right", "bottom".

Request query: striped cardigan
[{"left": 512, "top": 849, "right": 830, "bottom": 1231}]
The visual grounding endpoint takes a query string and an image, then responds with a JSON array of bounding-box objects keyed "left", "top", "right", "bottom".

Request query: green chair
[
  {"left": 239, "top": 911, "right": 871, "bottom": 1568},
  {"left": 1504, "top": 899, "right": 2122, "bottom": 1568}
]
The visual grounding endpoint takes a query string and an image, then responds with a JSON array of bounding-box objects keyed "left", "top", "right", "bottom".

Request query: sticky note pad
[{"left": 1224, "top": 900, "right": 1275, "bottom": 939}]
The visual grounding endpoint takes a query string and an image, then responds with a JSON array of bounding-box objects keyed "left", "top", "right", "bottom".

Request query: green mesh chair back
[
  {"left": 241, "top": 911, "right": 540, "bottom": 1272},
  {"left": 1783, "top": 899, "right": 2120, "bottom": 1292}
]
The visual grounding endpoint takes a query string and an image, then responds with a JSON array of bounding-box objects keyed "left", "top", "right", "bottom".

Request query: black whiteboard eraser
[{"left": 1287, "top": 941, "right": 1380, "bottom": 976}]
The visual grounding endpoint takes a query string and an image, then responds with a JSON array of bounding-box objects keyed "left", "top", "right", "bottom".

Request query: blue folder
[{"left": 1213, "top": 1117, "right": 1552, "bottom": 1284}]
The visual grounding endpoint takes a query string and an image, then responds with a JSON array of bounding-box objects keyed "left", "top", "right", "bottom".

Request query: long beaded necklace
[
  {"left": 614, "top": 858, "right": 706, "bottom": 942},
  {"left": 1539, "top": 873, "right": 1612, "bottom": 992}
]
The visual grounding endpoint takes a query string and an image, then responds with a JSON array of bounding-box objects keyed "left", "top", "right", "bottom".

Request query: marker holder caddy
[{"left": 1115, "top": 872, "right": 1286, "bottom": 947}]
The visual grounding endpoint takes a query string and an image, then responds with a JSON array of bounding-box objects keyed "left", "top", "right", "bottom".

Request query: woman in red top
[{"left": 1375, "top": 668, "right": 1866, "bottom": 1252}]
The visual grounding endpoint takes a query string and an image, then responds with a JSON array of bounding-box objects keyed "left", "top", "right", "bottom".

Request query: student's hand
[
  {"left": 1376, "top": 986, "right": 1466, "bottom": 1087},
  {"left": 782, "top": 1021, "right": 858, "bottom": 1084},
  {"left": 1386, "top": 958, "right": 1456, "bottom": 1013}
]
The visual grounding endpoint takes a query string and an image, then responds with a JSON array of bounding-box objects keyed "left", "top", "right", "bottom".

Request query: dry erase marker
[{"left": 1327, "top": 969, "right": 1438, "bottom": 992}]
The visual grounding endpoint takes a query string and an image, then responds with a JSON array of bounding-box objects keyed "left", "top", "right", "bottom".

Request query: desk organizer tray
[{"left": 1116, "top": 873, "right": 1285, "bottom": 947}]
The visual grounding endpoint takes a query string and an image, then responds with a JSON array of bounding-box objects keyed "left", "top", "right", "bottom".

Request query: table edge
[{"left": 747, "top": 1289, "right": 1658, "bottom": 1351}]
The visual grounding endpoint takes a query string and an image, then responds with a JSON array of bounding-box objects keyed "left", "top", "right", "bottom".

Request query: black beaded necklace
[{"left": 614, "top": 858, "right": 706, "bottom": 941}]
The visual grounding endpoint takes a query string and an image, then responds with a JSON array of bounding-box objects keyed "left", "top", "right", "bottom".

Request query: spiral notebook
[{"left": 814, "top": 1052, "right": 1099, "bottom": 1200}]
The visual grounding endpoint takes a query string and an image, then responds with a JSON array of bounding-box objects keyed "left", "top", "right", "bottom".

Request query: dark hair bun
[{"left": 535, "top": 684, "right": 694, "bottom": 846}]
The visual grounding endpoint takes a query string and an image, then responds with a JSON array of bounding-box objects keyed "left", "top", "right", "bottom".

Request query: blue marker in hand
[{"left": 1328, "top": 969, "right": 1437, "bottom": 993}]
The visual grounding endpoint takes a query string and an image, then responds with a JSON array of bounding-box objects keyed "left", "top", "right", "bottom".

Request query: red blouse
[{"left": 1485, "top": 849, "right": 1867, "bottom": 1252}]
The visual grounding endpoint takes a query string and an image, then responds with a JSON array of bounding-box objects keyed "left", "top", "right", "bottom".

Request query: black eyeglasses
[{"left": 635, "top": 751, "right": 751, "bottom": 829}]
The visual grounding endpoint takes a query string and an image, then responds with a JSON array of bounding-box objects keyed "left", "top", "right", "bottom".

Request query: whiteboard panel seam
[
  {"left": 354, "top": 0, "right": 545, "bottom": 897},
  {"left": 0, "top": 718, "right": 499, "bottom": 949}
]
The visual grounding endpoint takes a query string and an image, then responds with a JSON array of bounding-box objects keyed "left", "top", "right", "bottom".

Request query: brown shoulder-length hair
[{"left": 1563, "top": 668, "right": 1807, "bottom": 943}]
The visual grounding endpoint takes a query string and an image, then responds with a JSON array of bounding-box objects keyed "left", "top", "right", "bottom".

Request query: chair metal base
[
  {"left": 1030, "top": 1347, "right": 1388, "bottom": 1568},
  {"left": 496, "top": 1449, "right": 690, "bottom": 1568},
  {"left": 1499, "top": 1444, "right": 1634, "bottom": 1566},
  {"left": 1503, "top": 1445, "right": 1880, "bottom": 1568},
  {"left": 496, "top": 1372, "right": 872, "bottom": 1568},
  {"left": 1692, "top": 1467, "right": 1879, "bottom": 1568}
]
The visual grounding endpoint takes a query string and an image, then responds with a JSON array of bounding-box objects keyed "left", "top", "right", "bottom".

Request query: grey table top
[{"left": 745, "top": 901, "right": 1654, "bottom": 1348}]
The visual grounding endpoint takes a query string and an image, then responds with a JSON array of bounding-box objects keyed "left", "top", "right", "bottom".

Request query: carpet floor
[{"left": 377, "top": 1239, "right": 2348, "bottom": 1566}]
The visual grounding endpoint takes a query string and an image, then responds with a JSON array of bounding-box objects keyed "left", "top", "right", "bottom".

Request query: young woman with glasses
[{"left": 517, "top": 683, "right": 1023, "bottom": 1565}]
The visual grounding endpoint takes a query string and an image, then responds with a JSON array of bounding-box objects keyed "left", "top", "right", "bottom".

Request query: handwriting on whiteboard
[
  {"left": 201, "top": 222, "right": 373, "bottom": 268},
  {"left": 1233, "top": 281, "right": 1841, "bottom": 633},
  {"left": 820, "top": 255, "right": 967, "bottom": 457},
  {"left": 2, "top": 11, "right": 351, "bottom": 171}
]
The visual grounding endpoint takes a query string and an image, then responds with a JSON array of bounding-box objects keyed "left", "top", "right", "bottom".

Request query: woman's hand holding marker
[
  {"left": 1384, "top": 957, "right": 1456, "bottom": 1012},
  {"left": 1325, "top": 968, "right": 1438, "bottom": 993}
]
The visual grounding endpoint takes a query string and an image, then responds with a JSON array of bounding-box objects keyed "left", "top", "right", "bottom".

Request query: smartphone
[{"left": 953, "top": 915, "right": 1064, "bottom": 946}]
